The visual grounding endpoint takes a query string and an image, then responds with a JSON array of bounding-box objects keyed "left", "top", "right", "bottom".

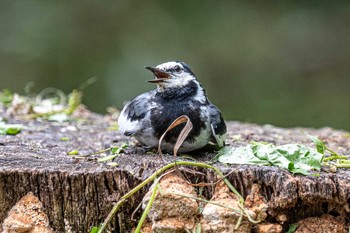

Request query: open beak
[{"left": 145, "top": 67, "right": 170, "bottom": 83}]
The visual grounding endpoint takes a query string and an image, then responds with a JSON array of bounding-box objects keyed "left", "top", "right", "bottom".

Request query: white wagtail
[{"left": 118, "top": 61, "right": 226, "bottom": 153}]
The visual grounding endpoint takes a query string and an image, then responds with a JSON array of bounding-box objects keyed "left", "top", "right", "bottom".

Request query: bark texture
[{"left": 0, "top": 112, "right": 350, "bottom": 232}]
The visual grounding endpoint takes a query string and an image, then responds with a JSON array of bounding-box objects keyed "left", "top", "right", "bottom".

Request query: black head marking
[
  {"left": 155, "top": 80, "right": 198, "bottom": 100},
  {"left": 173, "top": 61, "right": 196, "bottom": 77}
]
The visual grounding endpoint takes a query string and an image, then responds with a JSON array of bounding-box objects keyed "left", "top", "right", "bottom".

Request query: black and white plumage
[{"left": 118, "top": 61, "right": 226, "bottom": 153}]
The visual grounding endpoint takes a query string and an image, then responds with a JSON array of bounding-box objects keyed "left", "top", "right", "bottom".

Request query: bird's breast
[{"left": 150, "top": 99, "right": 209, "bottom": 143}]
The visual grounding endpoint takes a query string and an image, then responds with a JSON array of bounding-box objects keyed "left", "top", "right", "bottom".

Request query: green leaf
[
  {"left": 0, "top": 122, "right": 22, "bottom": 135},
  {"left": 286, "top": 223, "right": 298, "bottom": 233},
  {"left": 68, "top": 149, "right": 79, "bottom": 155},
  {"left": 216, "top": 146, "right": 270, "bottom": 166},
  {"left": 98, "top": 143, "right": 127, "bottom": 162},
  {"left": 107, "top": 162, "right": 119, "bottom": 167},
  {"left": 217, "top": 143, "right": 323, "bottom": 175},
  {"left": 110, "top": 147, "right": 121, "bottom": 154},
  {"left": 111, "top": 143, "right": 128, "bottom": 154},
  {"left": 47, "top": 113, "right": 70, "bottom": 122},
  {"left": 5, "top": 127, "right": 22, "bottom": 135},
  {"left": 0, "top": 89, "right": 13, "bottom": 105},
  {"left": 276, "top": 144, "right": 322, "bottom": 172},
  {"left": 305, "top": 133, "right": 326, "bottom": 154},
  {"left": 89, "top": 226, "right": 100, "bottom": 233},
  {"left": 66, "top": 89, "right": 82, "bottom": 115}
]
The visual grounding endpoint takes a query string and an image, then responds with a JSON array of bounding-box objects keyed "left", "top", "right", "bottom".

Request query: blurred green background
[{"left": 1, "top": 1, "right": 350, "bottom": 130}]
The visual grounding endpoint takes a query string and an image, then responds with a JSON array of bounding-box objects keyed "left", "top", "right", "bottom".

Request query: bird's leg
[{"left": 142, "top": 145, "right": 158, "bottom": 153}]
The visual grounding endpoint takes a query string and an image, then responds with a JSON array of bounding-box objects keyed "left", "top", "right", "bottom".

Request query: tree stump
[{"left": 1, "top": 110, "right": 350, "bottom": 232}]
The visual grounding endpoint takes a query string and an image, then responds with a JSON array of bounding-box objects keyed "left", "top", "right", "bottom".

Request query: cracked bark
[{"left": 0, "top": 113, "right": 350, "bottom": 232}]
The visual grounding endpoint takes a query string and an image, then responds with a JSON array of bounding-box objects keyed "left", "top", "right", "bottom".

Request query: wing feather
[
  {"left": 209, "top": 103, "right": 227, "bottom": 147},
  {"left": 118, "top": 91, "right": 155, "bottom": 135}
]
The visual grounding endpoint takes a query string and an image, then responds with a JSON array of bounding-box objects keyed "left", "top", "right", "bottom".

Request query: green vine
[{"left": 95, "top": 161, "right": 257, "bottom": 233}]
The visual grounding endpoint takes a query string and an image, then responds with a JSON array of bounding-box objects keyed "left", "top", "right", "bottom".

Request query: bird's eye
[{"left": 174, "top": 65, "right": 182, "bottom": 73}]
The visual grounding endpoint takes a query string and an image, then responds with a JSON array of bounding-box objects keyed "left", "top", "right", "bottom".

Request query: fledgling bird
[{"left": 118, "top": 61, "right": 226, "bottom": 153}]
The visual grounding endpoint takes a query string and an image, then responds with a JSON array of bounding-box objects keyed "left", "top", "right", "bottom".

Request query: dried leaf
[{"left": 158, "top": 115, "right": 193, "bottom": 157}]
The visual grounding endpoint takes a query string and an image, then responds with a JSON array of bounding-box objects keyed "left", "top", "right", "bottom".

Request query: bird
[{"left": 118, "top": 61, "right": 226, "bottom": 154}]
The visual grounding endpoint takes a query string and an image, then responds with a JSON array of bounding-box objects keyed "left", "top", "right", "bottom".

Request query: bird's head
[{"left": 146, "top": 61, "right": 197, "bottom": 90}]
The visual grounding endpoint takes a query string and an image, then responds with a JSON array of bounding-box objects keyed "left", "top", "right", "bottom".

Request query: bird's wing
[
  {"left": 209, "top": 103, "right": 227, "bottom": 147},
  {"left": 118, "top": 91, "right": 155, "bottom": 136}
]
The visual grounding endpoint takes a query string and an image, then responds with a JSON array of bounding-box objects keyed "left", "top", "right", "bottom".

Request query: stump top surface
[
  {"left": 2, "top": 108, "right": 350, "bottom": 232},
  {"left": 1, "top": 109, "right": 349, "bottom": 176}
]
